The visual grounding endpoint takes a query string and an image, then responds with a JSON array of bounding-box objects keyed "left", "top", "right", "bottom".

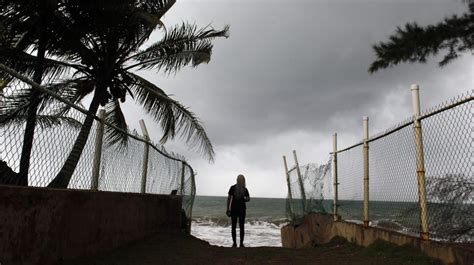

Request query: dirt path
[{"left": 59, "top": 232, "right": 441, "bottom": 265}]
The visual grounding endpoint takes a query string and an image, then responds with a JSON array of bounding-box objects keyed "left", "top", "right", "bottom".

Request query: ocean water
[
  {"left": 190, "top": 196, "right": 423, "bottom": 247},
  {"left": 191, "top": 196, "right": 287, "bottom": 247},
  {"left": 191, "top": 196, "right": 474, "bottom": 246}
]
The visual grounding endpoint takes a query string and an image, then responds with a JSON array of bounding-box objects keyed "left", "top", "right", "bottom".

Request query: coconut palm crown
[{"left": 1, "top": 0, "right": 228, "bottom": 188}]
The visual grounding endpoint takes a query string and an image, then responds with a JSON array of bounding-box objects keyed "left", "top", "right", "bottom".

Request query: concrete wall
[
  {"left": 281, "top": 213, "right": 334, "bottom": 248},
  {"left": 281, "top": 213, "right": 474, "bottom": 265},
  {"left": 0, "top": 185, "right": 182, "bottom": 265}
]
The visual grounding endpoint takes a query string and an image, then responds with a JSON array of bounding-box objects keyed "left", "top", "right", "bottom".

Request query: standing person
[{"left": 226, "top": 174, "right": 250, "bottom": 248}]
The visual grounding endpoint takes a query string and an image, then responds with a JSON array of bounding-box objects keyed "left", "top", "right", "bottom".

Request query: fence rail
[
  {"left": 0, "top": 64, "right": 196, "bottom": 232},
  {"left": 285, "top": 86, "right": 473, "bottom": 243}
]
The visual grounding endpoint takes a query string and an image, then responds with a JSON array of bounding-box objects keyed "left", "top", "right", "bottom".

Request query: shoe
[
  {"left": 232, "top": 243, "right": 237, "bottom": 248},
  {"left": 240, "top": 244, "right": 245, "bottom": 248}
]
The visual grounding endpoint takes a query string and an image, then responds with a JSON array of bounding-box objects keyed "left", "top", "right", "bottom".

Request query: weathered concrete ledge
[
  {"left": 0, "top": 185, "right": 182, "bottom": 265},
  {"left": 281, "top": 213, "right": 474, "bottom": 265}
]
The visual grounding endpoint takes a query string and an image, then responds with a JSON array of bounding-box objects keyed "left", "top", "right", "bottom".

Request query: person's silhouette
[{"left": 226, "top": 174, "right": 250, "bottom": 248}]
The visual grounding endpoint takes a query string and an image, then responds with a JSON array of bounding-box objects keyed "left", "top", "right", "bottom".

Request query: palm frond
[
  {"left": 126, "top": 23, "right": 229, "bottom": 73},
  {"left": 124, "top": 72, "right": 177, "bottom": 140},
  {"left": 116, "top": 16, "right": 157, "bottom": 62},
  {"left": 40, "top": 77, "right": 95, "bottom": 115},
  {"left": 0, "top": 109, "right": 82, "bottom": 129},
  {"left": 0, "top": 47, "right": 75, "bottom": 83},
  {"left": 0, "top": 76, "right": 93, "bottom": 123},
  {"left": 136, "top": 0, "right": 176, "bottom": 17},
  {"left": 125, "top": 71, "right": 215, "bottom": 161},
  {"left": 104, "top": 100, "right": 129, "bottom": 148},
  {"left": 0, "top": 78, "right": 87, "bottom": 127},
  {"left": 34, "top": 115, "right": 82, "bottom": 129},
  {"left": 0, "top": 84, "right": 33, "bottom": 124}
]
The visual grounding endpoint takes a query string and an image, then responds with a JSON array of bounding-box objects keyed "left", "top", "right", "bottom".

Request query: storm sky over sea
[{"left": 123, "top": 0, "right": 472, "bottom": 197}]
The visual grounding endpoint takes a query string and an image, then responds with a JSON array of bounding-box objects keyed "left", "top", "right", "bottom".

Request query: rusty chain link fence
[
  {"left": 285, "top": 88, "right": 473, "bottom": 242},
  {"left": 0, "top": 65, "right": 196, "bottom": 231}
]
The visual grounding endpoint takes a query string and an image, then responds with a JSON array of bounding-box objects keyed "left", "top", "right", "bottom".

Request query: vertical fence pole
[
  {"left": 91, "top": 109, "right": 105, "bottom": 191},
  {"left": 411, "top": 84, "right": 429, "bottom": 240},
  {"left": 185, "top": 170, "right": 196, "bottom": 234},
  {"left": 283, "top": 155, "right": 294, "bottom": 220},
  {"left": 139, "top": 119, "right": 150, "bottom": 194},
  {"left": 293, "top": 150, "right": 306, "bottom": 214},
  {"left": 180, "top": 161, "right": 185, "bottom": 195},
  {"left": 363, "top": 116, "right": 370, "bottom": 228},
  {"left": 332, "top": 133, "right": 339, "bottom": 221}
]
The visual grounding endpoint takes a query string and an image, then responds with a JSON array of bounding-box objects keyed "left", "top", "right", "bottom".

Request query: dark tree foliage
[
  {"left": 425, "top": 175, "right": 473, "bottom": 241},
  {"left": 369, "top": 1, "right": 473, "bottom": 73},
  {"left": 400, "top": 174, "right": 473, "bottom": 242}
]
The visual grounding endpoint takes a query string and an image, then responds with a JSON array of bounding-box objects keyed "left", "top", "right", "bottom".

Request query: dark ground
[{"left": 59, "top": 232, "right": 442, "bottom": 265}]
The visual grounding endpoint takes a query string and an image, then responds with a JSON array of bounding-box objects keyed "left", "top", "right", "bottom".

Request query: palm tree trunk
[
  {"left": 17, "top": 11, "right": 47, "bottom": 186},
  {"left": 47, "top": 91, "right": 102, "bottom": 188}
]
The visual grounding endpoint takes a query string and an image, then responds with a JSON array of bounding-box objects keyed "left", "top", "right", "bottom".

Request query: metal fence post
[
  {"left": 139, "top": 119, "right": 150, "bottom": 194},
  {"left": 363, "top": 116, "right": 370, "bottom": 228},
  {"left": 283, "top": 155, "right": 294, "bottom": 220},
  {"left": 180, "top": 161, "right": 185, "bottom": 195},
  {"left": 411, "top": 84, "right": 429, "bottom": 240},
  {"left": 332, "top": 133, "right": 339, "bottom": 221},
  {"left": 293, "top": 150, "right": 306, "bottom": 214},
  {"left": 91, "top": 109, "right": 105, "bottom": 191}
]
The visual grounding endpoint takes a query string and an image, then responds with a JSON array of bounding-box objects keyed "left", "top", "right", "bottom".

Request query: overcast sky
[{"left": 122, "top": 0, "right": 472, "bottom": 198}]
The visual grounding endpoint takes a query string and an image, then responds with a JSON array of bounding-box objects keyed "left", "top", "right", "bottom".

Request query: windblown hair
[{"left": 236, "top": 174, "right": 245, "bottom": 187}]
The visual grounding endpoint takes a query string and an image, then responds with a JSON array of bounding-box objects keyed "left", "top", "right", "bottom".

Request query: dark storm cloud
[
  {"left": 125, "top": 0, "right": 471, "bottom": 196},
  {"left": 141, "top": 0, "right": 469, "bottom": 145}
]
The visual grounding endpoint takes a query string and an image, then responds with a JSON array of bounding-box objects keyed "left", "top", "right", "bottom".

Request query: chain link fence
[
  {"left": 0, "top": 66, "right": 196, "bottom": 231},
  {"left": 421, "top": 92, "right": 473, "bottom": 241},
  {"left": 368, "top": 122, "right": 419, "bottom": 235},
  {"left": 336, "top": 145, "right": 364, "bottom": 223},
  {"left": 286, "top": 167, "right": 304, "bottom": 221},
  {"left": 284, "top": 153, "right": 332, "bottom": 223},
  {"left": 285, "top": 89, "right": 473, "bottom": 242}
]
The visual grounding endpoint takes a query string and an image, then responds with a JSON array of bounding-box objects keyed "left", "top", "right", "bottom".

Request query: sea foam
[{"left": 191, "top": 218, "right": 283, "bottom": 247}]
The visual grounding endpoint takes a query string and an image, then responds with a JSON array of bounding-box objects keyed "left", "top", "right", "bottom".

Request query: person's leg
[
  {"left": 239, "top": 211, "right": 246, "bottom": 247},
  {"left": 231, "top": 214, "right": 237, "bottom": 247}
]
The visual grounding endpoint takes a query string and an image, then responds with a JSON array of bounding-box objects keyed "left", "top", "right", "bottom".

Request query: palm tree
[
  {"left": 0, "top": 0, "right": 70, "bottom": 185},
  {"left": 41, "top": 0, "right": 228, "bottom": 188}
]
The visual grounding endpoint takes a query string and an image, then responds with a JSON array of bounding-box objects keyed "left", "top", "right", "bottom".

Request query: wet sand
[{"left": 59, "top": 231, "right": 440, "bottom": 265}]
